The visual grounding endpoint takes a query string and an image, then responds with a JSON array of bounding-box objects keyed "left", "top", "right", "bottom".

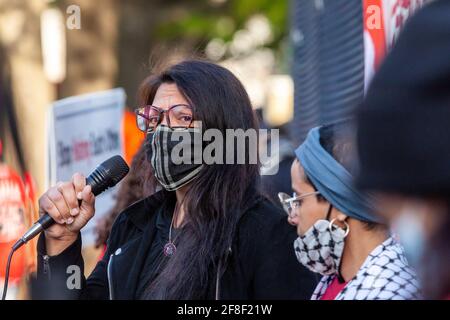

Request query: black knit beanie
[{"left": 356, "top": 0, "right": 450, "bottom": 196}]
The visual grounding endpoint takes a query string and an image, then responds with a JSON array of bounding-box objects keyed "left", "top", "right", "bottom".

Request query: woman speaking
[{"left": 35, "top": 60, "right": 317, "bottom": 299}]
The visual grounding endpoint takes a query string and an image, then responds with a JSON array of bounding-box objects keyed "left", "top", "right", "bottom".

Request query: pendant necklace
[{"left": 163, "top": 202, "right": 179, "bottom": 257}]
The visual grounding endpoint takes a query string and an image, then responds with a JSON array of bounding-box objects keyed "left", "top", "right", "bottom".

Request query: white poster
[{"left": 46, "top": 88, "right": 125, "bottom": 246}]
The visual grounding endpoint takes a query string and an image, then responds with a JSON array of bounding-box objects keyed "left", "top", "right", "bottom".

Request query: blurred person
[
  {"left": 356, "top": 0, "right": 450, "bottom": 300},
  {"left": 34, "top": 60, "right": 317, "bottom": 299},
  {"left": 279, "top": 122, "right": 421, "bottom": 300}
]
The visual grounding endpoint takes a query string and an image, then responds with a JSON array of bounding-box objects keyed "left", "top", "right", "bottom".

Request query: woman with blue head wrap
[{"left": 279, "top": 122, "right": 421, "bottom": 300}]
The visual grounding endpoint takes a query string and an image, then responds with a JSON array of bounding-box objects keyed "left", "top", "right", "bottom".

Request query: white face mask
[
  {"left": 294, "top": 219, "right": 349, "bottom": 275},
  {"left": 392, "top": 209, "right": 426, "bottom": 268}
]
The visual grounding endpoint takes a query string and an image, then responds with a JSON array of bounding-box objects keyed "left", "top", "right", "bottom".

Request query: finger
[
  {"left": 47, "top": 186, "right": 71, "bottom": 223},
  {"left": 39, "top": 194, "right": 65, "bottom": 225},
  {"left": 72, "top": 172, "right": 86, "bottom": 199},
  {"left": 57, "top": 182, "right": 80, "bottom": 219},
  {"left": 80, "top": 185, "right": 95, "bottom": 218}
]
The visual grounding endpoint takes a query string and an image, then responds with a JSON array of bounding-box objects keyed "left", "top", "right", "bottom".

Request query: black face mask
[{"left": 145, "top": 125, "right": 204, "bottom": 191}]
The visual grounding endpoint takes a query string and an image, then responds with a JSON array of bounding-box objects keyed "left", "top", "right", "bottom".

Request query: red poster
[
  {"left": 364, "top": 0, "right": 427, "bottom": 90},
  {"left": 388, "top": 0, "right": 428, "bottom": 46},
  {"left": 0, "top": 164, "right": 27, "bottom": 281},
  {"left": 364, "top": 0, "right": 387, "bottom": 69},
  {"left": 364, "top": 0, "right": 387, "bottom": 90}
]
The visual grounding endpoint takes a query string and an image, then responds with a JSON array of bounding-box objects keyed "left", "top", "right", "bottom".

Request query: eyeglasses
[
  {"left": 134, "top": 104, "right": 194, "bottom": 133},
  {"left": 278, "top": 191, "right": 320, "bottom": 218}
]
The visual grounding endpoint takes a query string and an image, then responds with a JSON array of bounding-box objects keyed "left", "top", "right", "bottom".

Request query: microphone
[{"left": 14, "top": 155, "right": 130, "bottom": 251}]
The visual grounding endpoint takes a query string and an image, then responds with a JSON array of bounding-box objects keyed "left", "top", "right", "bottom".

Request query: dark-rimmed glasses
[{"left": 134, "top": 104, "right": 194, "bottom": 132}]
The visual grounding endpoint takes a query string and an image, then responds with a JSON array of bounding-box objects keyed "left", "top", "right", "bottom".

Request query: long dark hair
[
  {"left": 94, "top": 142, "right": 155, "bottom": 247},
  {"left": 139, "top": 60, "right": 261, "bottom": 299}
]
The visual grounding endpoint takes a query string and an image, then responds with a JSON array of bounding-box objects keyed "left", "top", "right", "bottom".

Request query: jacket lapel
[
  {"left": 108, "top": 192, "right": 165, "bottom": 299},
  {"left": 110, "top": 214, "right": 157, "bottom": 299}
]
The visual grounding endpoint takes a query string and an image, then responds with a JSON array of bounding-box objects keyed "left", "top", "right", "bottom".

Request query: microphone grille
[{"left": 102, "top": 155, "right": 130, "bottom": 185}]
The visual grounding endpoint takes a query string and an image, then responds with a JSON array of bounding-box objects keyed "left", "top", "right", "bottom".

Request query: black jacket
[{"left": 35, "top": 191, "right": 318, "bottom": 300}]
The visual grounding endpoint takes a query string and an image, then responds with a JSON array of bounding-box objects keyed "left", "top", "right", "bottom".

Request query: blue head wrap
[{"left": 295, "top": 127, "right": 381, "bottom": 223}]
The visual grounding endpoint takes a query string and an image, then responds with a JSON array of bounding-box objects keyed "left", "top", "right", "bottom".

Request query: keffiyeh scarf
[{"left": 311, "top": 237, "right": 421, "bottom": 300}]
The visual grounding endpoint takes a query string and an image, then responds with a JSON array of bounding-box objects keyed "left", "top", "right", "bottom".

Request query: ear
[
  {"left": 328, "top": 206, "right": 347, "bottom": 221},
  {"left": 336, "top": 212, "right": 348, "bottom": 223}
]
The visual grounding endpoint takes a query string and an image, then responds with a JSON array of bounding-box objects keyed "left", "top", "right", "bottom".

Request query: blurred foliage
[{"left": 154, "top": 0, "right": 288, "bottom": 56}]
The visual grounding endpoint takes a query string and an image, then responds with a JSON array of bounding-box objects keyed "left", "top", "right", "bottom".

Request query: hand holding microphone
[
  {"left": 39, "top": 172, "right": 96, "bottom": 255},
  {"left": 37, "top": 155, "right": 129, "bottom": 255}
]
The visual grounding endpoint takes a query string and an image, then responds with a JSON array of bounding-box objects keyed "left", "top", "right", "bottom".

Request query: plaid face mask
[
  {"left": 145, "top": 125, "right": 204, "bottom": 191},
  {"left": 294, "top": 219, "right": 347, "bottom": 276}
]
